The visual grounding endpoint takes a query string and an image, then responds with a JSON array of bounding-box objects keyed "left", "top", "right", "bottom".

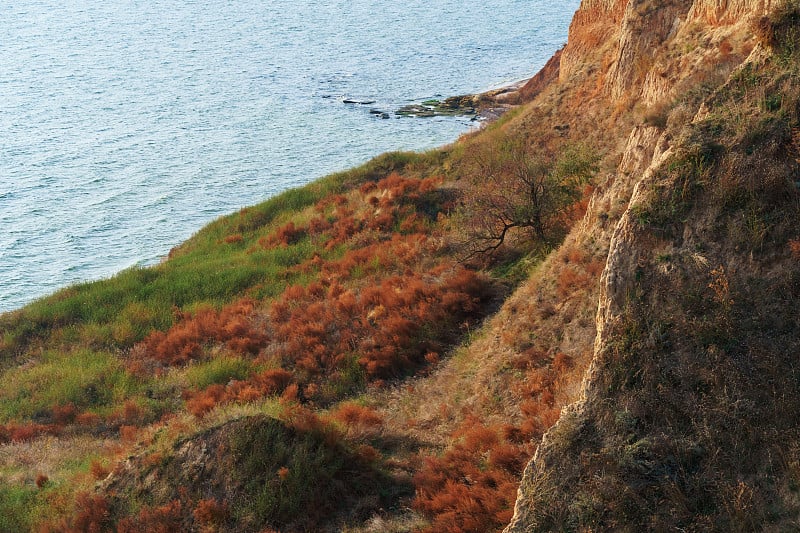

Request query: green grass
[
  {"left": 185, "top": 356, "right": 254, "bottom": 390},
  {"left": 0, "top": 349, "right": 142, "bottom": 422},
  {"left": 0, "top": 485, "right": 38, "bottom": 532},
  {"left": 228, "top": 416, "right": 401, "bottom": 529}
]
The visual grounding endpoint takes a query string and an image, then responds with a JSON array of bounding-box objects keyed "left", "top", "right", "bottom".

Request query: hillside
[{"left": 1, "top": 0, "right": 799, "bottom": 531}]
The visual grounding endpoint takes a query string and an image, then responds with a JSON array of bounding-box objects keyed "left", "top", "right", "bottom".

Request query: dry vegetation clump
[
  {"left": 0, "top": 422, "right": 61, "bottom": 444},
  {"left": 141, "top": 298, "right": 268, "bottom": 366},
  {"left": 413, "top": 419, "right": 524, "bottom": 533},
  {"left": 42, "top": 492, "right": 114, "bottom": 533}
]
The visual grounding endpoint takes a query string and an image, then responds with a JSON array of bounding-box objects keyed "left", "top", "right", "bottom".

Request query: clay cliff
[{"left": 499, "top": 0, "right": 800, "bottom": 529}]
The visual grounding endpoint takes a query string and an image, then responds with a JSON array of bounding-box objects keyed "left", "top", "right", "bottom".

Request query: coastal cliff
[
  {"left": 502, "top": 0, "right": 800, "bottom": 529},
  {"left": 0, "top": 0, "right": 798, "bottom": 531}
]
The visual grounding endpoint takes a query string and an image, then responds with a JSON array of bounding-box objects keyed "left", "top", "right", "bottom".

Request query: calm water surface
[{"left": 0, "top": 0, "right": 579, "bottom": 312}]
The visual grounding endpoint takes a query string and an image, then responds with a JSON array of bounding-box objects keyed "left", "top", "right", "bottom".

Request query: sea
[{"left": 0, "top": 0, "right": 579, "bottom": 313}]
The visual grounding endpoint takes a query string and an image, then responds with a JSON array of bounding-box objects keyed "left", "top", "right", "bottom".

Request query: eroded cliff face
[
  {"left": 561, "top": 0, "right": 775, "bottom": 105},
  {"left": 688, "top": 0, "right": 778, "bottom": 23},
  {"left": 505, "top": 0, "right": 800, "bottom": 530}
]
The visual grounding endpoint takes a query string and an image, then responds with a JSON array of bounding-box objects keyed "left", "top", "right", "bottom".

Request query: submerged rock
[
  {"left": 395, "top": 96, "right": 477, "bottom": 118},
  {"left": 342, "top": 98, "right": 376, "bottom": 105}
]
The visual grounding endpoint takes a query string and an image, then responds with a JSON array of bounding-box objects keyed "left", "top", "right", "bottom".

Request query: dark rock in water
[
  {"left": 396, "top": 104, "right": 436, "bottom": 118},
  {"left": 394, "top": 92, "right": 483, "bottom": 118},
  {"left": 343, "top": 98, "right": 376, "bottom": 105},
  {"left": 368, "top": 109, "right": 391, "bottom": 119},
  {"left": 396, "top": 97, "right": 476, "bottom": 118}
]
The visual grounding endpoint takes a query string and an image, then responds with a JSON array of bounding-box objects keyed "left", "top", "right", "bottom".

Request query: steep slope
[{"left": 506, "top": 2, "right": 800, "bottom": 530}]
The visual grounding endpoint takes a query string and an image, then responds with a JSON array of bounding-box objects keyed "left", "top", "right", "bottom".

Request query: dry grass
[{"left": 0, "top": 436, "right": 120, "bottom": 486}]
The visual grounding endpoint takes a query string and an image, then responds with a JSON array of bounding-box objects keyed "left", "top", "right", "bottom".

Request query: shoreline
[{"left": 393, "top": 48, "right": 563, "bottom": 122}]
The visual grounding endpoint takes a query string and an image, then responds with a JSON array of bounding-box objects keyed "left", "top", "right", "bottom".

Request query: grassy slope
[{"left": 0, "top": 149, "right": 472, "bottom": 530}]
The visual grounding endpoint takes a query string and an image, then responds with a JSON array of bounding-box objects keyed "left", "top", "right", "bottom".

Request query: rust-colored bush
[
  {"left": 68, "top": 492, "right": 112, "bottom": 533},
  {"left": 119, "top": 425, "right": 139, "bottom": 444},
  {"left": 52, "top": 403, "right": 78, "bottom": 425},
  {"left": 186, "top": 384, "right": 227, "bottom": 418},
  {"left": 193, "top": 498, "right": 229, "bottom": 526},
  {"left": 90, "top": 460, "right": 111, "bottom": 481},
  {"left": 35, "top": 473, "right": 49, "bottom": 488},
  {"left": 414, "top": 419, "right": 523, "bottom": 533},
  {"left": 117, "top": 499, "right": 183, "bottom": 533},
  {"left": 324, "top": 215, "right": 362, "bottom": 249},
  {"left": 0, "top": 422, "right": 59, "bottom": 444},
  {"left": 790, "top": 238, "right": 800, "bottom": 260},
  {"left": 186, "top": 367, "right": 296, "bottom": 418},
  {"left": 552, "top": 352, "right": 573, "bottom": 374},
  {"left": 252, "top": 368, "right": 293, "bottom": 395},
  {"left": 556, "top": 263, "right": 596, "bottom": 299},
  {"left": 120, "top": 400, "right": 144, "bottom": 425},
  {"left": 359, "top": 181, "right": 378, "bottom": 194},
  {"left": 308, "top": 216, "right": 332, "bottom": 236},
  {"left": 330, "top": 403, "right": 384, "bottom": 437},
  {"left": 261, "top": 221, "right": 307, "bottom": 248},
  {"left": 141, "top": 298, "right": 266, "bottom": 365},
  {"left": 76, "top": 411, "right": 102, "bottom": 428}
]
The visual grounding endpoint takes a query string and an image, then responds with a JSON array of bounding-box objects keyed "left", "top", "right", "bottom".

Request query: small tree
[{"left": 459, "top": 135, "right": 597, "bottom": 257}]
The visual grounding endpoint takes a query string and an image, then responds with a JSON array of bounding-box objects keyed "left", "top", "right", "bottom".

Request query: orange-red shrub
[
  {"left": 0, "top": 422, "right": 59, "bottom": 444},
  {"left": 117, "top": 499, "right": 183, "bottom": 533},
  {"left": 261, "top": 221, "right": 306, "bottom": 248},
  {"left": 119, "top": 400, "right": 144, "bottom": 425},
  {"left": 790, "top": 238, "right": 800, "bottom": 260},
  {"left": 186, "top": 367, "right": 295, "bottom": 418},
  {"left": 193, "top": 498, "right": 229, "bottom": 526},
  {"left": 186, "top": 384, "right": 227, "bottom": 418},
  {"left": 330, "top": 403, "right": 383, "bottom": 434},
  {"left": 76, "top": 411, "right": 102, "bottom": 428},
  {"left": 90, "top": 460, "right": 111, "bottom": 481},
  {"left": 52, "top": 403, "right": 78, "bottom": 425},
  {"left": 413, "top": 419, "right": 522, "bottom": 533},
  {"left": 68, "top": 492, "right": 113, "bottom": 533},
  {"left": 307, "top": 216, "right": 332, "bottom": 236},
  {"left": 552, "top": 352, "right": 573, "bottom": 374},
  {"left": 120, "top": 425, "right": 139, "bottom": 444},
  {"left": 142, "top": 298, "right": 267, "bottom": 365}
]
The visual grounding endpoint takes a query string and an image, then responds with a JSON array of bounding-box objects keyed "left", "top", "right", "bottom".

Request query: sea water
[{"left": 0, "top": 0, "right": 579, "bottom": 312}]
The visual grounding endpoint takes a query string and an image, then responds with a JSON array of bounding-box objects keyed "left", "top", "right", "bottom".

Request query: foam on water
[{"left": 0, "top": 0, "right": 579, "bottom": 312}]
